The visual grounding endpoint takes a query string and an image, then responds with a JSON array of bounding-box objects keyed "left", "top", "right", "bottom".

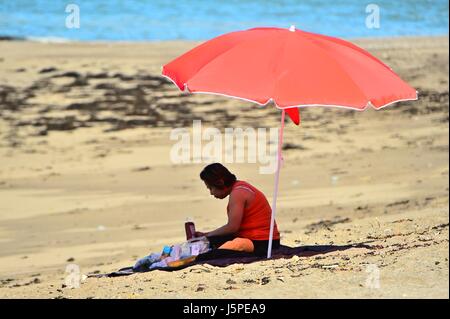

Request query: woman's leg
[
  {"left": 218, "top": 238, "right": 254, "bottom": 252},
  {"left": 206, "top": 235, "right": 237, "bottom": 249},
  {"left": 196, "top": 235, "right": 253, "bottom": 261},
  {"left": 252, "top": 239, "right": 280, "bottom": 257}
]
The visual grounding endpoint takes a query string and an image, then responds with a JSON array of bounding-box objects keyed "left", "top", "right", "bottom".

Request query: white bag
[{"left": 180, "top": 236, "right": 210, "bottom": 258}]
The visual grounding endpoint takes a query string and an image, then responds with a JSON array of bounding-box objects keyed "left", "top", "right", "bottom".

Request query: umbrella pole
[{"left": 267, "top": 109, "right": 286, "bottom": 258}]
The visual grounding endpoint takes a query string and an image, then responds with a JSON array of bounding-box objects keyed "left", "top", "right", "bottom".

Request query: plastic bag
[
  {"left": 133, "top": 236, "right": 211, "bottom": 271},
  {"left": 133, "top": 253, "right": 161, "bottom": 271},
  {"left": 185, "top": 236, "right": 210, "bottom": 256}
]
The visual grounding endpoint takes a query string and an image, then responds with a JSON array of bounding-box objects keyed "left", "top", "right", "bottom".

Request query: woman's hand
[{"left": 194, "top": 231, "right": 208, "bottom": 238}]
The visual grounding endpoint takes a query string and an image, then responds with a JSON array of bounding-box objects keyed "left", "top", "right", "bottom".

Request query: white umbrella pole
[{"left": 267, "top": 109, "right": 286, "bottom": 258}]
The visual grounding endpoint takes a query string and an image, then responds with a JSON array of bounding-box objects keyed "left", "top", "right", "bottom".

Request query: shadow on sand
[
  {"left": 194, "top": 242, "right": 377, "bottom": 267},
  {"left": 93, "top": 242, "right": 378, "bottom": 278}
]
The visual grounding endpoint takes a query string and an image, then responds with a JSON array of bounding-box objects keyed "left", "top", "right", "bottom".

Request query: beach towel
[{"left": 89, "top": 243, "right": 376, "bottom": 278}]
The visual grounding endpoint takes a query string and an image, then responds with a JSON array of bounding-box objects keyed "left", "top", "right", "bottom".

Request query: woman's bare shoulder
[{"left": 230, "top": 184, "right": 255, "bottom": 202}]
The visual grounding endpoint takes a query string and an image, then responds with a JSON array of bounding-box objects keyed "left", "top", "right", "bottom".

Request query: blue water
[{"left": 0, "top": 0, "right": 448, "bottom": 41}]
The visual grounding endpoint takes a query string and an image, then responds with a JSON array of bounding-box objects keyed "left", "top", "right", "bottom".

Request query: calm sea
[{"left": 0, "top": 0, "right": 448, "bottom": 41}]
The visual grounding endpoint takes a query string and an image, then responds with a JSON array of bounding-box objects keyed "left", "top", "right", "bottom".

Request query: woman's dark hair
[{"left": 200, "top": 163, "right": 237, "bottom": 189}]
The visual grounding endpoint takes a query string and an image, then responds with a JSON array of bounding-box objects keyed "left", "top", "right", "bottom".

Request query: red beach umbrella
[{"left": 162, "top": 26, "right": 417, "bottom": 258}]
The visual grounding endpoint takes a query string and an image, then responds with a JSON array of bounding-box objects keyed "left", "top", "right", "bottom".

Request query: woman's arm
[{"left": 198, "top": 189, "right": 247, "bottom": 237}]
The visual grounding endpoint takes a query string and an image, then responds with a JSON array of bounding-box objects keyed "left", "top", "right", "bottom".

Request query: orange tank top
[{"left": 228, "top": 180, "right": 280, "bottom": 241}]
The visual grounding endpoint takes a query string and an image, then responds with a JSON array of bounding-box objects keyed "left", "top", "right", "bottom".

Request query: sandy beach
[{"left": 0, "top": 36, "right": 448, "bottom": 298}]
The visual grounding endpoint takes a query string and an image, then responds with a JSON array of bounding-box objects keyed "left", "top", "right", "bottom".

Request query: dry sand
[{"left": 0, "top": 36, "right": 448, "bottom": 298}]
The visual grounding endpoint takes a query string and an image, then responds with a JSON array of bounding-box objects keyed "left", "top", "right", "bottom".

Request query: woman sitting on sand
[{"left": 195, "top": 163, "right": 280, "bottom": 257}]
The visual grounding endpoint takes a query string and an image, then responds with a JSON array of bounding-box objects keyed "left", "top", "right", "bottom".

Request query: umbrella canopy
[
  {"left": 162, "top": 26, "right": 417, "bottom": 258},
  {"left": 163, "top": 26, "right": 417, "bottom": 125}
]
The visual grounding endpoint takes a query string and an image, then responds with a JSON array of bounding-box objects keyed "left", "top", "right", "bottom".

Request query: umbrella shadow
[
  {"left": 93, "top": 242, "right": 378, "bottom": 277},
  {"left": 277, "top": 242, "right": 376, "bottom": 258},
  {"left": 194, "top": 241, "right": 378, "bottom": 267}
]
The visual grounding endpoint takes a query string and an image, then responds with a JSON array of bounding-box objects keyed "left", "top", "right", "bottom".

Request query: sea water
[{"left": 0, "top": 0, "right": 448, "bottom": 42}]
